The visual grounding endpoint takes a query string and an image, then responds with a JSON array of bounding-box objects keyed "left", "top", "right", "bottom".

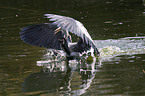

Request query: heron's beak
[{"left": 54, "top": 27, "right": 61, "bottom": 34}]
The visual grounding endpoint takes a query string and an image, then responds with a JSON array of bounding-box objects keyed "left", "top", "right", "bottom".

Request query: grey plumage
[
  {"left": 19, "top": 14, "right": 99, "bottom": 59},
  {"left": 44, "top": 14, "right": 99, "bottom": 54}
]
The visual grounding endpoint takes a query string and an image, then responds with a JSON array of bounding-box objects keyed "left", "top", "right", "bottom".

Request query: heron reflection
[{"left": 22, "top": 56, "right": 100, "bottom": 95}]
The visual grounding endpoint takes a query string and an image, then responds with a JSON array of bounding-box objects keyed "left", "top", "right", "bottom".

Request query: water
[{"left": 0, "top": 0, "right": 145, "bottom": 96}]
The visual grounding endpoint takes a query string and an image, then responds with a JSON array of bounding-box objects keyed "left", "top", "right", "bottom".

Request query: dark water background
[{"left": 0, "top": 0, "right": 145, "bottom": 96}]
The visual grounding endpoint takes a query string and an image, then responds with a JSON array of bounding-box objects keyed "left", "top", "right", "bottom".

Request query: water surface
[{"left": 0, "top": 0, "right": 145, "bottom": 96}]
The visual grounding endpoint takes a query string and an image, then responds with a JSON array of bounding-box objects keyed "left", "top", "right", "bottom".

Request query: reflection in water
[
  {"left": 0, "top": 0, "right": 145, "bottom": 95},
  {"left": 21, "top": 36, "right": 145, "bottom": 95},
  {"left": 22, "top": 62, "right": 71, "bottom": 93},
  {"left": 22, "top": 57, "right": 99, "bottom": 95}
]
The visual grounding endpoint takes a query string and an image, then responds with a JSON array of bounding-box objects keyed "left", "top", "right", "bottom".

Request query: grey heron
[{"left": 20, "top": 14, "right": 99, "bottom": 59}]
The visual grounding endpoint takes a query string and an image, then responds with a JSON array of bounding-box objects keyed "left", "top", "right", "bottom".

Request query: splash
[
  {"left": 99, "top": 46, "right": 124, "bottom": 57},
  {"left": 36, "top": 36, "right": 145, "bottom": 95},
  {"left": 37, "top": 36, "right": 145, "bottom": 65},
  {"left": 95, "top": 36, "right": 145, "bottom": 60}
]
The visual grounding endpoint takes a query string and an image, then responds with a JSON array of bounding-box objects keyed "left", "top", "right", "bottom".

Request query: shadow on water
[{"left": 21, "top": 36, "right": 145, "bottom": 95}]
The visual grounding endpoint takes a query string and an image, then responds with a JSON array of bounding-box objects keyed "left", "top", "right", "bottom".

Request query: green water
[{"left": 0, "top": 0, "right": 145, "bottom": 96}]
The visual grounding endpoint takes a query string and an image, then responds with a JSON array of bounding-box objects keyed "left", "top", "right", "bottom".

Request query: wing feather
[
  {"left": 19, "top": 23, "right": 61, "bottom": 50},
  {"left": 44, "top": 14, "right": 99, "bottom": 54},
  {"left": 44, "top": 14, "right": 98, "bottom": 51}
]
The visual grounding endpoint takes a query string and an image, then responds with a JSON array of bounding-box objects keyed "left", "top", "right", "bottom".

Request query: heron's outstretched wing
[
  {"left": 20, "top": 23, "right": 61, "bottom": 50},
  {"left": 44, "top": 14, "right": 99, "bottom": 54}
]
